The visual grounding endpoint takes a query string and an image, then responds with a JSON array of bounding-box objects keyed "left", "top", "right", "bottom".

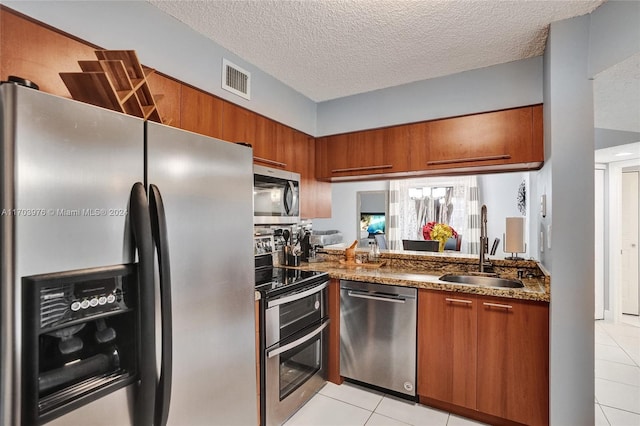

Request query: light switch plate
[
  {"left": 540, "top": 231, "right": 544, "bottom": 253},
  {"left": 547, "top": 225, "right": 552, "bottom": 249}
]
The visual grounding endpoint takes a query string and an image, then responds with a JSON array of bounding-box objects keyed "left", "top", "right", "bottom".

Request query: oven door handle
[
  {"left": 267, "top": 320, "right": 330, "bottom": 359},
  {"left": 267, "top": 281, "right": 328, "bottom": 308}
]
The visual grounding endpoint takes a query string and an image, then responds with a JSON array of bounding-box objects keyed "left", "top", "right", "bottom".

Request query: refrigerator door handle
[
  {"left": 149, "top": 184, "right": 173, "bottom": 426},
  {"left": 129, "top": 182, "right": 157, "bottom": 426}
]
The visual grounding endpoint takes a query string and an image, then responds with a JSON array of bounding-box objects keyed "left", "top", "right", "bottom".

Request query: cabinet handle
[
  {"left": 426, "top": 154, "right": 511, "bottom": 166},
  {"left": 445, "top": 298, "right": 472, "bottom": 304},
  {"left": 331, "top": 164, "right": 393, "bottom": 173},
  {"left": 483, "top": 302, "right": 513, "bottom": 309},
  {"left": 254, "top": 156, "right": 287, "bottom": 168}
]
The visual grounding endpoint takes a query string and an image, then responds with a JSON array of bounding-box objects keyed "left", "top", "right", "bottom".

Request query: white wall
[
  {"left": 313, "top": 181, "right": 389, "bottom": 245},
  {"left": 544, "top": 13, "right": 595, "bottom": 425},
  {"left": 539, "top": 2, "right": 639, "bottom": 422},
  {"left": 477, "top": 173, "right": 533, "bottom": 258},
  {"left": 316, "top": 57, "right": 543, "bottom": 136},
  {"left": 3, "top": 0, "right": 318, "bottom": 136}
]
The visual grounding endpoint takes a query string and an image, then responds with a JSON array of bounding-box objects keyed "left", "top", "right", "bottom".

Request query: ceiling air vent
[{"left": 222, "top": 59, "right": 251, "bottom": 100}]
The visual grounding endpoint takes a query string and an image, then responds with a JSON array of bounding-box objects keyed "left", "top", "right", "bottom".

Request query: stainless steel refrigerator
[{"left": 0, "top": 83, "right": 258, "bottom": 425}]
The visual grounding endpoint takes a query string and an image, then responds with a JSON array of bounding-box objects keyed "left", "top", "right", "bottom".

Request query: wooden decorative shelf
[{"left": 60, "top": 50, "right": 163, "bottom": 123}]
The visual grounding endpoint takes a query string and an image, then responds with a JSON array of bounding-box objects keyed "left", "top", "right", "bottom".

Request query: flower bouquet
[{"left": 422, "top": 222, "right": 458, "bottom": 252}]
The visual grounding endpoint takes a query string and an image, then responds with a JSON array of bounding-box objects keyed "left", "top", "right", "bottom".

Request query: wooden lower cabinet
[
  {"left": 476, "top": 296, "right": 549, "bottom": 425},
  {"left": 418, "top": 291, "right": 477, "bottom": 409},
  {"left": 417, "top": 290, "right": 549, "bottom": 425}
]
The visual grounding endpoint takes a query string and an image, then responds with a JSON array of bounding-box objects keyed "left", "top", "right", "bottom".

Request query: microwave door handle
[
  {"left": 267, "top": 319, "right": 330, "bottom": 358},
  {"left": 267, "top": 281, "right": 328, "bottom": 308},
  {"left": 283, "top": 181, "right": 292, "bottom": 215},
  {"left": 149, "top": 184, "right": 173, "bottom": 426},
  {"left": 128, "top": 183, "right": 156, "bottom": 426},
  {"left": 289, "top": 181, "right": 298, "bottom": 216}
]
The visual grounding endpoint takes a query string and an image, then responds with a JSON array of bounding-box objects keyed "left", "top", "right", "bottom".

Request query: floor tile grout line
[
  {"left": 613, "top": 343, "right": 640, "bottom": 369},
  {"left": 596, "top": 403, "right": 612, "bottom": 425},
  {"left": 598, "top": 402, "right": 640, "bottom": 416},
  {"left": 595, "top": 376, "right": 640, "bottom": 388},
  {"left": 595, "top": 359, "right": 640, "bottom": 371},
  {"left": 317, "top": 392, "right": 377, "bottom": 411},
  {"left": 369, "top": 411, "right": 414, "bottom": 426},
  {"left": 362, "top": 410, "right": 375, "bottom": 426},
  {"left": 595, "top": 357, "right": 639, "bottom": 368}
]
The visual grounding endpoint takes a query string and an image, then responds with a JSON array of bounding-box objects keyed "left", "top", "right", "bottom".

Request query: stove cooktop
[{"left": 255, "top": 266, "right": 328, "bottom": 299}]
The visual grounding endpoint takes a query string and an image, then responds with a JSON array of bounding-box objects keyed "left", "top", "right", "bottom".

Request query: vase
[{"left": 438, "top": 238, "right": 446, "bottom": 252}]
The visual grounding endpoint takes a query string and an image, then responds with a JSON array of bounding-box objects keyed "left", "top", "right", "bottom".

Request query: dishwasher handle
[{"left": 345, "top": 290, "right": 411, "bottom": 303}]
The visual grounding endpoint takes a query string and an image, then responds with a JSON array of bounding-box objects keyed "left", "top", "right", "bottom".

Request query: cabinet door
[
  {"left": 223, "top": 103, "right": 283, "bottom": 167},
  {"left": 421, "top": 106, "right": 539, "bottom": 171},
  {"left": 417, "top": 290, "right": 477, "bottom": 409},
  {"left": 477, "top": 297, "right": 549, "bottom": 425},
  {"left": 221, "top": 101, "right": 257, "bottom": 145},
  {"left": 316, "top": 126, "right": 410, "bottom": 179},
  {"left": 180, "top": 85, "right": 223, "bottom": 139},
  {"left": 254, "top": 115, "right": 279, "bottom": 166}
]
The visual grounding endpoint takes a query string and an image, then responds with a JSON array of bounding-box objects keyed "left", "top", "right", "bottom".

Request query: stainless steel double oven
[{"left": 255, "top": 254, "right": 329, "bottom": 425}]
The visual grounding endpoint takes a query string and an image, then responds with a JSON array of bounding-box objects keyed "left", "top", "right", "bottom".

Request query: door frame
[
  {"left": 595, "top": 165, "right": 606, "bottom": 320},
  {"left": 608, "top": 158, "right": 640, "bottom": 324}
]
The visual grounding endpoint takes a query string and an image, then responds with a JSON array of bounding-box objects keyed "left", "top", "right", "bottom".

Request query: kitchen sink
[{"left": 439, "top": 274, "right": 524, "bottom": 288}]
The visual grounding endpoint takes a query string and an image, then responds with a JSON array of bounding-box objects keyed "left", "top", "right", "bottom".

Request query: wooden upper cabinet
[
  {"left": 146, "top": 73, "right": 182, "bottom": 128},
  {"left": 0, "top": 8, "right": 97, "bottom": 98},
  {"left": 180, "top": 85, "right": 223, "bottom": 139},
  {"left": 316, "top": 126, "right": 410, "bottom": 180},
  {"left": 317, "top": 105, "right": 543, "bottom": 181},
  {"left": 411, "top": 105, "right": 543, "bottom": 172},
  {"left": 476, "top": 296, "right": 549, "bottom": 426},
  {"left": 288, "top": 131, "right": 331, "bottom": 219},
  {"left": 254, "top": 115, "right": 280, "bottom": 166},
  {"left": 417, "top": 290, "right": 477, "bottom": 409},
  {"left": 221, "top": 101, "right": 256, "bottom": 143},
  {"left": 222, "top": 102, "right": 285, "bottom": 167}
]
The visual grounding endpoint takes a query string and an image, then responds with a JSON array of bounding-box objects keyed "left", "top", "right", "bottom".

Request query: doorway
[
  {"left": 356, "top": 191, "right": 388, "bottom": 248},
  {"left": 594, "top": 143, "right": 640, "bottom": 325},
  {"left": 621, "top": 170, "right": 639, "bottom": 319}
]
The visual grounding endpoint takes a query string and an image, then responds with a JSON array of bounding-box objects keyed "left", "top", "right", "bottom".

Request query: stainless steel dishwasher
[{"left": 340, "top": 280, "right": 417, "bottom": 396}]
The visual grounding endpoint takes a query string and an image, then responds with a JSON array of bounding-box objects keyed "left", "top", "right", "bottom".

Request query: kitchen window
[{"left": 388, "top": 176, "right": 480, "bottom": 253}]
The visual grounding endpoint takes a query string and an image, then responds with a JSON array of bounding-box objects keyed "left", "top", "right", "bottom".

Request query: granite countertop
[{"left": 287, "top": 247, "right": 550, "bottom": 302}]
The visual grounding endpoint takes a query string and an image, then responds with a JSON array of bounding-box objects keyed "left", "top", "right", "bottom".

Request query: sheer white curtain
[{"left": 387, "top": 176, "right": 480, "bottom": 253}]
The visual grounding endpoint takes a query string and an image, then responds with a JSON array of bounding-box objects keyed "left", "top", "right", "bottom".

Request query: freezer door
[
  {"left": 1, "top": 84, "right": 143, "bottom": 426},
  {"left": 146, "top": 122, "right": 258, "bottom": 425}
]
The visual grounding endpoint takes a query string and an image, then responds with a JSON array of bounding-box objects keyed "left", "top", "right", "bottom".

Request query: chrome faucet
[{"left": 479, "top": 204, "right": 490, "bottom": 273}]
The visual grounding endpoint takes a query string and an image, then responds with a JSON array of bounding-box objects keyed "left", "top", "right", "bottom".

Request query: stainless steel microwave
[{"left": 254, "top": 165, "right": 300, "bottom": 225}]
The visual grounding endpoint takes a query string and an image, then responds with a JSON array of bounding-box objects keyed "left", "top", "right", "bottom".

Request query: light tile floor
[
  {"left": 595, "top": 318, "right": 640, "bottom": 425},
  {"left": 283, "top": 319, "right": 639, "bottom": 426}
]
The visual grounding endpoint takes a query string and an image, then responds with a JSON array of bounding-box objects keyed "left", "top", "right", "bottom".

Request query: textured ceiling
[{"left": 147, "top": 0, "right": 605, "bottom": 102}]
